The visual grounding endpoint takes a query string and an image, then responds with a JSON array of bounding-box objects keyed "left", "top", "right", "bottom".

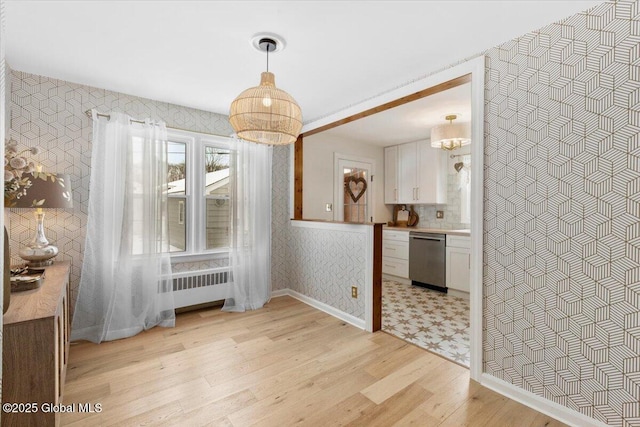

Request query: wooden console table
[{"left": 2, "top": 261, "right": 71, "bottom": 427}]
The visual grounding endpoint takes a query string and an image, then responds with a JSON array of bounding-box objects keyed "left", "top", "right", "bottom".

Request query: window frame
[{"left": 166, "top": 129, "right": 232, "bottom": 261}]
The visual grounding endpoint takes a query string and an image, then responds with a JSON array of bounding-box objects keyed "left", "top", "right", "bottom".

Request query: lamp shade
[
  {"left": 229, "top": 72, "right": 303, "bottom": 145},
  {"left": 430, "top": 120, "right": 471, "bottom": 151},
  {"left": 11, "top": 172, "right": 73, "bottom": 209}
]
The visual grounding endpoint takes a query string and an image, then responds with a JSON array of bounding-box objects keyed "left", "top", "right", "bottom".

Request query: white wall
[{"left": 303, "top": 133, "right": 391, "bottom": 222}]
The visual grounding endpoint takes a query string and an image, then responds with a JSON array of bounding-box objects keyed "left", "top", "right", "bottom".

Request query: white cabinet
[
  {"left": 446, "top": 235, "right": 470, "bottom": 292},
  {"left": 385, "top": 140, "right": 447, "bottom": 205},
  {"left": 417, "top": 141, "right": 447, "bottom": 204},
  {"left": 382, "top": 229, "right": 409, "bottom": 278},
  {"left": 384, "top": 146, "right": 398, "bottom": 204},
  {"left": 398, "top": 142, "right": 418, "bottom": 203}
]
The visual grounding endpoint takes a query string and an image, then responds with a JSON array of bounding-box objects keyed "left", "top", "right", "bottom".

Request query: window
[
  {"left": 204, "top": 146, "right": 231, "bottom": 249},
  {"left": 165, "top": 130, "right": 232, "bottom": 258},
  {"left": 167, "top": 141, "right": 187, "bottom": 252}
]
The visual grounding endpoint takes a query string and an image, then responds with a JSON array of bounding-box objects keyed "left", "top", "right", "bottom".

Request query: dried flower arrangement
[
  {"left": 4, "top": 139, "right": 67, "bottom": 208},
  {"left": 4, "top": 139, "right": 42, "bottom": 207}
]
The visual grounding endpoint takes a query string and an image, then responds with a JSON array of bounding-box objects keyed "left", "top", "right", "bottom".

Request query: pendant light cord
[
  {"left": 266, "top": 43, "right": 270, "bottom": 72},
  {"left": 260, "top": 38, "right": 275, "bottom": 72}
]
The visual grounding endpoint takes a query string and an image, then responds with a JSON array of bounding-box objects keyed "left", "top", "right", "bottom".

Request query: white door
[{"left": 336, "top": 158, "right": 373, "bottom": 223}]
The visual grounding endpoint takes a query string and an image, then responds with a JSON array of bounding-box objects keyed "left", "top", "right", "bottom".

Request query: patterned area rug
[{"left": 382, "top": 279, "right": 470, "bottom": 367}]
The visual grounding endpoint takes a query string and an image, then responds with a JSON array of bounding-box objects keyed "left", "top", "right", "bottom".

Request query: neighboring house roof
[{"left": 168, "top": 168, "right": 229, "bottom": 194}]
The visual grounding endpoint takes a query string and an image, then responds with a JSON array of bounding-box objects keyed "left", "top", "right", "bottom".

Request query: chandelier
[
  {"left": 229, "top": 36, "right": 303, "bottom": 145},
  {"left": 430, "top": 114, "right": 471, "bottom": 151}
]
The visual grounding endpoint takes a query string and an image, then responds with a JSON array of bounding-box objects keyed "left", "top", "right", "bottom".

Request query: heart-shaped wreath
[{"left": 345, "top": 176, "right": 367, "bottom": 203}]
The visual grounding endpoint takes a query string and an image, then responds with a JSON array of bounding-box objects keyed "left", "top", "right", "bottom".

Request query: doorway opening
[{"left": 295, "top": 56, "right": 484, "bottom": 380}]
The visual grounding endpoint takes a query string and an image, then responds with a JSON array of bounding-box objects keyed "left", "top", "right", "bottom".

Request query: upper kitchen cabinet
[
  {"left": 416, "top": 141, "right": 447, "bottom": 204},
  {"left": 398, "top": 142, "right": 418, "bottom": 203},
  {"left": 384, "top": 145, "right": 398, "bottom": 204},
  {"left": 387, "top": 140, "right": 447, "bottom": 205}
]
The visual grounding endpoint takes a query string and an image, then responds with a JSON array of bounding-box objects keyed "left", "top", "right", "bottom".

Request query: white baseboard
[
  {"left": 270, "top": 289, "right": 289, "bottom": 298},
  {"left": 480, "top": 374, "right": 609, "bottom": 427},
  {"left": 271, "top": 288, "right": 365, "bottom": 330}
]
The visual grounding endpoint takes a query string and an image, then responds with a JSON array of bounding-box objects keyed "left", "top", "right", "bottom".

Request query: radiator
[
  {"left": 173, "top": 270, "right": 229, "bottom": 291},
  {"left": 172, "top": 268, "right": 231, "bottom": 309}
]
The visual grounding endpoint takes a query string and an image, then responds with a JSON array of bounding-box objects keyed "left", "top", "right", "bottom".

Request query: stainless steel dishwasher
[{"left": 409, "top": 232, "right": 447, "bottom": 292}]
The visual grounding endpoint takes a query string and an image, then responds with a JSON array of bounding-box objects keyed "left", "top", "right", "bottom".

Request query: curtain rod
[{"left": 84, "top": 109, "right": 232, "bottom": 139}]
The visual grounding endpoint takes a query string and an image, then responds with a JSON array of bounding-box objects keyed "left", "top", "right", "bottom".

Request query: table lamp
[{"left": 12, "top": 172, "right": 73, "bottom": 267}]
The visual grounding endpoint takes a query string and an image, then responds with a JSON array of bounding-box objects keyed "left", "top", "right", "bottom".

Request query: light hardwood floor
[{"left": 62, "top": 296, "right": 565, "bottom": 427}]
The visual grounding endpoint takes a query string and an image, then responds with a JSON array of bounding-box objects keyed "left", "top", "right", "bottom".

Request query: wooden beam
[
  {"left": 294, "top": 135, "right": 303, "bottom": 219},
  {"left": 372, "top": 223, "right": 383, "bottom": 332},
  {"left": 303, "top": 74, "right": 472, "bottom": 137}
]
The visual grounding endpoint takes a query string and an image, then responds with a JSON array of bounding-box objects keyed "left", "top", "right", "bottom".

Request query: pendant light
[
  {"left": 229, "top": 36, "right": 303, "bottom": 145},
  {"left": 430, "top": 114, "right": 471, "bottom": 151}
]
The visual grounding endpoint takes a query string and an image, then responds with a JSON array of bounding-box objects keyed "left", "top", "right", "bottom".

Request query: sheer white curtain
[
  {"left": 72, "top": 111, "right": 174, "bottom": 343},
  {"left": 223, "top": 137, "right": 272, "bottom": 312}
]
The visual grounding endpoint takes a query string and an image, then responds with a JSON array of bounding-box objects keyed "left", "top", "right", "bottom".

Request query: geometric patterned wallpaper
[
  {"left": 483, "top": 1, "right": 640, "bottom": 425},
  {"left": 271, "top": 145, "right": 291, "bottom": 292},
  {"left": 7, "top": 69, "right": 233, "bottom": 314},
  {"left": 286, "top": 223, "right": 367, "bottom": 320}
]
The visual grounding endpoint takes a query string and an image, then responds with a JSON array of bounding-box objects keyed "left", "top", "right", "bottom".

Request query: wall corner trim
[
  {"left": 480, "top": 374, "right": 609, "bottom": 427},
  {"left": 271, "top": 289, "right": 366, "bottom": 330}
]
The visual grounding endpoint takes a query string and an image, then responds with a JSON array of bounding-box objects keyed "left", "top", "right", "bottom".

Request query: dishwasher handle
[{"left": 410, "top": 235, "right": 445, "bottom": 241}]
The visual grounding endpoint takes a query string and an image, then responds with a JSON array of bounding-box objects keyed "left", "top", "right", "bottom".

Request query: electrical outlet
[
  {"left": 325, "top": 203, "right": 333, "bottom": 212},
  {"left": 436, "top": 210, "right": 444, "bottom": 219},
  {"left": 351, "top": 286, "right": 358, "bottom": 298}
]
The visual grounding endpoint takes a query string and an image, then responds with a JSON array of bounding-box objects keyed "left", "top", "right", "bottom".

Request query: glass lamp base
[{"left": 18, "top": 245, "right": 58, "bottom": 267}]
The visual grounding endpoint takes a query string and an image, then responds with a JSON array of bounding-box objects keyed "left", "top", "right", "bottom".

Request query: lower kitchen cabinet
[
  {"left": 382, "top": 229, "right": 409, "bottom": 278},
  {"left": 446, "top": 235, "right": 470, "bottom": 292}
]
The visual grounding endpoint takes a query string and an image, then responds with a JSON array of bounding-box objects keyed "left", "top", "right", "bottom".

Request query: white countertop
[{"left": 384, "top": 225, "right": 471, "bottom": 237}]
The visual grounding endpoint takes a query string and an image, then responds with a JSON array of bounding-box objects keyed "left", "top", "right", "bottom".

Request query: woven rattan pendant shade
[{"left": 229, "top": 71, "right": 302, "bottom": 145}]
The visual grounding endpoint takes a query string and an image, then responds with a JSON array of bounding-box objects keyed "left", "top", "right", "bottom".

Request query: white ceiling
[
  {"left": 5, "top": 1, "right": 602, "bottom": 128},
  {"left": 322, "top": 82, "right": 472, "bottom": 147}
]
